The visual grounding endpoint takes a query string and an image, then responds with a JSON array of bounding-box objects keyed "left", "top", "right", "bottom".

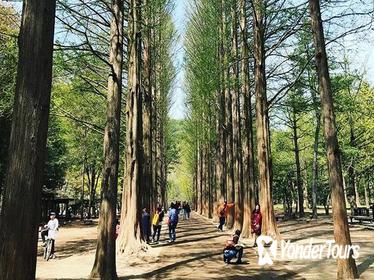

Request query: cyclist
[{"left": 43, "top": 212, "right": 59, "bottom": 259}]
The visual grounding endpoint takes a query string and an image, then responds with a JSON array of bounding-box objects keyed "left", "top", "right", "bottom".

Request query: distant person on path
[
  {"left": 176, "top": 201, "right": 181, "bottom": 217},
  {"left": 168, "top": 203, "right": 178, "bottom": 242},
  {"left": 115, "top": 219, "right": 120, "bottom": 239},
  {"left": 43, "top": 212, "right": 59, "bottom": 259},
  {"left": 251, "top": 204, "right": 262, "bottom": 247},
  {"left": 182, "top": 201, "right": 188, "bottom": 220},
  {"left": 186, "top": 203, "right": 191, "bottom": 219},
  {"left": 217, "top": 201, "right": 234, "bottom": 231},
  {"left": 141, "top": 208, "right": 151, "bottom": 243},
  {"left": 223, "top": 229, "right": 243, "bottom": 264},
  {"left": 152, "top": 206, "right": 164, "bottom": 243}
]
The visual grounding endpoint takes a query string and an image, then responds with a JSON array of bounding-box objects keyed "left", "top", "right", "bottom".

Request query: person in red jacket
[
  {"left": 217, "top": 201, "right": 234, "bottom": 231},
  {"left": 251, "top": 204, "right": 262, "bottom": 247}
]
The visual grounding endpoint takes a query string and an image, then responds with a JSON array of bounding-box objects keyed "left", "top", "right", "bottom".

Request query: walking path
[{"left": 36, "top": 213, "right": 374, "bottom": 279}]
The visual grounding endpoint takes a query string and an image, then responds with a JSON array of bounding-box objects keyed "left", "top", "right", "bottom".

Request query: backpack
[{"left": 152, "top": 213, "right": 160, "bottom": 226}]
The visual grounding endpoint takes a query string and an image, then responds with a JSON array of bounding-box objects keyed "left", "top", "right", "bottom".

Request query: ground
[{"left": 36, "top": 213, "right": 374, "bottom": 280}]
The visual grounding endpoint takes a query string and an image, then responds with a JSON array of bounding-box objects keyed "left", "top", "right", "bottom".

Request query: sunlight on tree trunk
[
  {"left": 118, "top": 0, "right": 147, "bottom": 254},
  {"left": 253, "top": 0, "right": 280, "bottom": 239},
  {"left": 308, "top": 0, "right": 358, "bottom": 278},
  {"left": 0, "top": 1, "right": 56, "bottom": 278},
  {"left": 90, "top": 0, "right": 123, "bottom": 278}
]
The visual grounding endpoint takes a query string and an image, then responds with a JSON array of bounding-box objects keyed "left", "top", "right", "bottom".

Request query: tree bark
[
  {"left": 308, "top": 0, "right": 358, "bottom": 278},
  {"left": 225, "top": 3, "right": 235, "bottom": 228},
  {"left": 118, "top": 0, "right": 146, "bottom": 253},
  {"left": 216, "top": 0, "right": 226, "bottom": 204},
  {"left": 311, "top": 106, "right": 321, "bottom": 219},
  {"left": 231, "top": 0, "right": 243, "bottom": 230},
  {"left": 142, "top": 0, "right": 152, "bottom": 212},
  {"left": 240, "top": 0, "right": 256, "bottom": 239},
  {"left": 292, "top": 109, "right": 304, "bottom": 217},
  {"left": 91, "top": 0, "right": 123, "bottom": 278},
  {"left": 0, "top": 1, "right": 56, "bottom": 278},
  {"left": 252, "top": 0, "right": 280, "bottom": 238}
]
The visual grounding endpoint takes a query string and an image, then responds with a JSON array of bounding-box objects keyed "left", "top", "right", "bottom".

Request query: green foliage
[
  {"left": 0, "top": 5, "right": 18, "bottom": 190},
  {"left": 44, "top": 114, "right": 68, "bottom": 189}
]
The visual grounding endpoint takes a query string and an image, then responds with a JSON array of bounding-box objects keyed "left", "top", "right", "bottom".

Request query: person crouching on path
[
  {"left": 223, "top": 229, "right": 243, "bottom": 264},
  {"left": 152, "top": 206, "right": 164, "bottom": 243},
  {"left": 217, "top": 201, "right": 234, "bottom": 231},
  {"left": 251, "top": 204, "right": 262, "bottom": 247}
]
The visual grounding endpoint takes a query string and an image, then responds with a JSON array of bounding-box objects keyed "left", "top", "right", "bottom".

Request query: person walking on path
[
  {"left": 182, "top": 202, "right": 188, "bottom": 220},
  {"left": 141, "top": 208, "right": 151, "bottom": 243},
  {"left": 217, "top": 201, "right": 234, "bottom": 231},
  {"left": 168, "top": 203, "right": 178, "bottom": 242},
  {"left": 251, "top": 204, "right": 262, "bottom": 247},
  {"left": 185, "top": 203, "right": 191, "bottom": 220},
  {"left": 152, "top": 206, "right": 164, "bottom": 243},
  {"left": 42, "top": 212, "right": 59, "bottom": 259}
]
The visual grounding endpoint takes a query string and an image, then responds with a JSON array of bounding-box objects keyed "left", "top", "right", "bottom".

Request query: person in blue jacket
[{"left": 168, "top": 202, "right": 178, "bottom": 242}]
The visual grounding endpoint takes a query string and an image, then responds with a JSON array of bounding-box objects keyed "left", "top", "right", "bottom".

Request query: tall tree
[
  {"left": 308, "top": 0, "right": 358, "bottom": 278},
  {"left": 0, "top": 0, "right": 56, "bottom": 278},
  {"left": 90, "top": 0, "right": 124, "bottom": 278},
  {"left": 215, "top": 0, "right": 227, "bottom": 206},
  {"left": 142, "top": 0, "right": 152, "bottom": 212},
  {"left": 118, "top": 0, "right": 145, "bottom": 252},
  {"left": 240, "top": 0, "right": 256, "bottom": 238},
  {"left": 224, "top": 0, "right": 235, "bottom": 229},
  {"left": 231, "top": 0, "right": 243, "bottom": 230},
  {"left": 252, "top": 0, "right": 280, "bottom": 238}
]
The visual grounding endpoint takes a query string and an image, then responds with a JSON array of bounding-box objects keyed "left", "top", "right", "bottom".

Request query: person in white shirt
[{"left": 44, "top": 212, "right": 59, "bottom": 258}]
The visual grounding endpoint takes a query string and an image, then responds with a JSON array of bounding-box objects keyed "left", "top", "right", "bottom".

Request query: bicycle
[
  {"left": 43, "top": 237, "right": 54, "bottom": 261},
  {"left": 41, "top": 227, "right": 57, "bottom": 261}
]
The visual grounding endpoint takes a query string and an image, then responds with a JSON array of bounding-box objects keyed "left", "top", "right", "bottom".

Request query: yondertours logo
[{"left": 256, "top": 235, "right": 360, "bottom": 266}]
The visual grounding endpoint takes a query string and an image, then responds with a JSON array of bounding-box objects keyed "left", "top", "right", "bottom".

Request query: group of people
[
  {"left": 140, "top": 201, "right": 191, "bottom": 244},
  {"left": 40, "top": 200, "right": 260, "bottom": 264},
  {"left": 219, "top": 202, "right": 263, "bottom": 264}
]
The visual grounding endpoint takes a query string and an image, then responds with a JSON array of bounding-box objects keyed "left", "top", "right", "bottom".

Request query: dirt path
[{"left": 36, "top": 213, "right": 374, "bottom": 279}]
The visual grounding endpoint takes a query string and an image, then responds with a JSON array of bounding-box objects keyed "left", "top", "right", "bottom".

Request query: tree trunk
[
  {"left": 90, "top": 1, "right": 123, "bottom": 278},
  {"left": 87, "top": 166, "right": 96, "bottom": 219},
  {"left": 240, "top": 0, "right": 255, "bottom": 238},
  {"left": 292, "top": 109, "right": 304, "bottom": 217},
  {"left": 253, "top": 0, "right": 280, "bottom": 238},
  {"left": 225, "top": 25, "right": 235, "bottom": 229},
  {"left": 142, "top": 0, "right": 152, "bottom": 212},
  {"left": 199, "top": 146, "right": 203, "bottom": 214},
  {"left": 303, "top": 160, "right": 309, "bottom": 210},
  {"left": 81, "top": 159, "right": 86, "bottom": 219},
  {"left": 0, "top": 1, "right": 56, "bottom": 278},
  {"left": 118, "top": 0, "right": 146, "bottom": 253},
  {"left": 308, "top": 0, "right": 358, "bottom": 278},
  {"left": 364, "top": 181, "right": 369, "bottom": 208},
  {"left": 311, "top": 111, "right": 320, "bottom": 219},
  {"left": 216, "top": 0, "right": 226, "bottom": 204},
  {"left": 231, "top": 0, "right": 242, "bottom": 230}
]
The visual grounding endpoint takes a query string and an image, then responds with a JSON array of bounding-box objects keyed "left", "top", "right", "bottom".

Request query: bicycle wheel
[
  {"left": 43, "top": 243, "right": 47, "bottom": 259},
  {"left": 45, "top": 239, "right": 53, "bottom": 261}
]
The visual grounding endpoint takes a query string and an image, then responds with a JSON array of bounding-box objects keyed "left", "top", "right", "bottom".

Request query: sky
[{"left": 169, "top": 0, "right": 189, "bottom": 120}]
